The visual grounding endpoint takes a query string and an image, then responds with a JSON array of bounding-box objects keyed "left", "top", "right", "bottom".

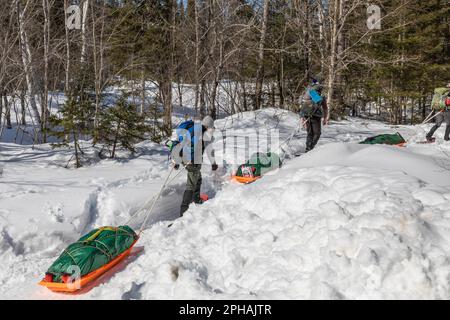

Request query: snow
[{"left": 1, "top": 107, "right": 450, "bottom": 299}]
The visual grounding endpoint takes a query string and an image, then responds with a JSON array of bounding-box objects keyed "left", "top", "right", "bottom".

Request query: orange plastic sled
[
  {"left": 39, "top": 239, "right": 138, "bottom": 293},
  {"left": 231, "top": 175, "right": 261, "bottom": 184}
]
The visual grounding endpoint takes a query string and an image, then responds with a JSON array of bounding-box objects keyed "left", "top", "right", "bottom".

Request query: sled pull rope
[
  {"left": 421, "top": 110, "right": 443, "bottom": 125},
  {"left": 399, "top": 110, "right": 444, "bottom": 146},
  {"left": 138, "top": 166, "right": 175, "bottom": 235},
  {"left": 280, "top": 118, "right": 308, "bottom": 163},
  {"left": 124, "top": 166, "right": 185, "bottom": 226},
  {"left": 421, "top": 110, "right": 435, "bottom": 124}
]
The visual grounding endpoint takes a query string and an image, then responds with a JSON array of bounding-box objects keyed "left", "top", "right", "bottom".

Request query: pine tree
[
  {"left": 48, "top": 96, "right": 95, "bottom": 168},
  {"left": 97, "top": 93, "right": 156, "bottom": 159}
]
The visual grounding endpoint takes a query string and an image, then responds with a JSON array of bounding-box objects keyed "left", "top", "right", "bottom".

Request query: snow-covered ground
[{"left": 1, "top": 108, "right": 450, "bottom": 299}]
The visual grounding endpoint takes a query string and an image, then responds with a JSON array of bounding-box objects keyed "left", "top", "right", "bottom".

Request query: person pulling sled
[
  {"left": 426, "top": 83, "right": 450, "bottom": 142},
  {"left": 298, "top": 75, "right": 329, "bottom": 152},
  {"left": 168, "top": 116, "right": 218, "bottom": 217}
]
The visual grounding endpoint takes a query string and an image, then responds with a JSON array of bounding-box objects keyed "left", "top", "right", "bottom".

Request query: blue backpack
[
  {"left": 170, "top": 120, "right": 201, "bottom": 158},
  {"left": 176, "top": 120, "right": 196, "bottom": 143},
  {"left": 309, "top": 89, "right": 323, "bottom": 104}
]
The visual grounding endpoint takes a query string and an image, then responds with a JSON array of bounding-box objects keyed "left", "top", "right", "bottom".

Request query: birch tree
[
  {"left": 254, "top": 0, "right": 270, "bottom": 110},
  {"left": 16, "top": 0, "right": 41, "bottom": 128}
]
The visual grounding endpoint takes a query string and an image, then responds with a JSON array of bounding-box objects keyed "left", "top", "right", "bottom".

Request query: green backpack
[{"left": 431, "top": 88, "right": 450, "bottom": 111}]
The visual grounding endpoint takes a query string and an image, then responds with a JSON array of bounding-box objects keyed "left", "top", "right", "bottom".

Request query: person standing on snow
[
  {"left": 298, "top": 76, "right": 329, "bottom": 152},
  {"left": 169, "top": 116, "right": 218, "bottom": 216},
  {"left": 426, "top": 83, "right": 450, "bottom": 142}
]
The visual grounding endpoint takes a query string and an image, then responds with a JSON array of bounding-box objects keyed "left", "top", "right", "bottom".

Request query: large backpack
[
  {"left": 299, "top": 84, "right": 324, "bottom": 118},
  {"left": 170, "top": 120, "right": 201, "bottom": 161},
  {"left": 431, "top": 88, "right": 450, "bottom": 111},
  {"left": 176, "top": 120, "right": 196, "bottom": 144}
]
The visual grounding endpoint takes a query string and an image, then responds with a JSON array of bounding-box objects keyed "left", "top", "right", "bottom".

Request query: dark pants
[
  {"left": 427, "top": 111, "right": 450, "bottom": 141},
  {"left": 180, "top": 164, "right": 202, "bottom": 216},
  {"left": 305, "top": 117, "right": 322, "bottom": 152}
]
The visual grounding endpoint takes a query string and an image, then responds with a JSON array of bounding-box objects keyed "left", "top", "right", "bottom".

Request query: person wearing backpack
[
  {"left": 298, "top": 75, "right": 329, "bottom": 152},
  {"left": 426, "top": 83, "right": 450, "bottom": 142},
  {"left": 168, "top": 116, "right": 218, "bottom": 216}
]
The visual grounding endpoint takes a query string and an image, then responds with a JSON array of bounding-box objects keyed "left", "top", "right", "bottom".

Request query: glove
[
  {"left": 211, "top": 163, "right": 218, "bottom": 171},
  {"left": 170, "top": 158, "right": 180, "bottom": 170}
]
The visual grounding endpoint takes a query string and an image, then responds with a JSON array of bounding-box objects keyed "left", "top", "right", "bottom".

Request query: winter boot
[
  {"left": 192, "top": 176, "right": 203, "bottom": 204},
  {"left": 445, "top": 126, "right": 450, "bottom": 141},
  {"left": 180, "top": 190, "right": 194, "bottom": 217}
]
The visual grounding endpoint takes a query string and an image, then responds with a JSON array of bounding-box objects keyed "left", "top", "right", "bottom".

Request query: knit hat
[{"left": 202, "top": 115, "right": 215, "bottom": 129}]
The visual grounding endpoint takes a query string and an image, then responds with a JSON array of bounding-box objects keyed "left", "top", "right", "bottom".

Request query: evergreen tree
[
  {"left": 47, "top": 95, "right": 96, "bottom": 168},
  {"left": 97, "top": 93, "right": 155, "bottom": 158}
]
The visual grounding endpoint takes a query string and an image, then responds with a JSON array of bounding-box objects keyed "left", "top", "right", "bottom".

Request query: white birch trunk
[
  {"left": 64, "top": 0, "right": 71, "bottom": 93},
  {"left": 80, "top": 0, "right": 89, "bottom": 64},
  {"left": 17, "top": 0, "right": 41, "bottom": 126},
  {"left": 254, "top": 0, "right": 270, "bottom": 110}
]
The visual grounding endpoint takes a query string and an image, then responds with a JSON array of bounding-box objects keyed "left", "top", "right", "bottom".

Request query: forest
[{"left": 0, "top": 0, "right": 449, "bottom": 147}]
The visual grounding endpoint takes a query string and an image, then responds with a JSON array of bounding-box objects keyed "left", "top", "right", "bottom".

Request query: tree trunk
[
  {"left": 211, "top": 32, "right": 224, "bottom": 120},
  {"left": 241, "top": 81, "right": 248, "bottom": 112},
  {"left": 17, "top": 0, "right": 41, "bottom": 127},
  {"left": 92, "top": 3, "right": 106, "bottom": 140},
  {"left": 325, "top": 0, "right": 340, "bottom": 121},
  {"left": 64, "top": 0, "right": 71, "bottom": 94},
  {"left": 303, "top": 0, "right": 310, "bottom": 82},
  {"left": 111, "top": 119, "right": 122, "bottom": 159},
  {"left": 163, "top": 0, "right": 177, "bottom": 129},
  {"left": 421, "top": 96, "right": 426, "bottom": 121},
  {"left": 200, "top": 80, "right": 206, "bottom": 118},
  {"left": 41, "top": 0, "right": 51, "bottom": 142},
  {"left": 0, "top": 91, "right": 3, "bottom": 126},
  {"left": 193, "top": 0, "right": 200, "bottom": 115},
  {"left": 140, "top": 70, "right": 145, "bottom": 115},
  {"left": 5, "top": 95, "right": 12, "bottom": 129},
  {"left": 20, "top": 91, "right": 26, "bottom": 125},
  {"left": 254, "top": 0, "right": 270, "bottom": 110},
  {"left": 80, "top": 0, "right": 89, "bottom": 64},
  {"left": 317, "top": 0, "right": 326, "bottom": 74},
  {"left": 162, "top": 80, "right": 172, "bottom": 130}
]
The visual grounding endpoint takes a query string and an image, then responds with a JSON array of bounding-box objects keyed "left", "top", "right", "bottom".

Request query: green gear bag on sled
[
  {"left": 431, "top": 88, "right": 450, "bottom": 111},
  {"left": 235, "top": 152, "right": 282, "bottom": 178},
  {"left": 359, "top": 132, "right": 406, "bottom": 146},
  {"left": 45, "top": 225, "right": 138, "bottom": 283}
]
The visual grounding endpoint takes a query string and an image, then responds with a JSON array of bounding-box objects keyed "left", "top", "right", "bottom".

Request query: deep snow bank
[
  {"left": 294, "top": 142, "right": 450, "bottom": 187},
  {"left": 84, "top": 143, "right": 450, "bottom": 299},
  {"left": 2, "top": 109, "right": 450, "bottom": 299}
]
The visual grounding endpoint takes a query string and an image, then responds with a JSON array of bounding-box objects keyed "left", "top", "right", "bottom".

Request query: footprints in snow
[{"left": 76, "top": 168, "right": 170, "bottom": 233}]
